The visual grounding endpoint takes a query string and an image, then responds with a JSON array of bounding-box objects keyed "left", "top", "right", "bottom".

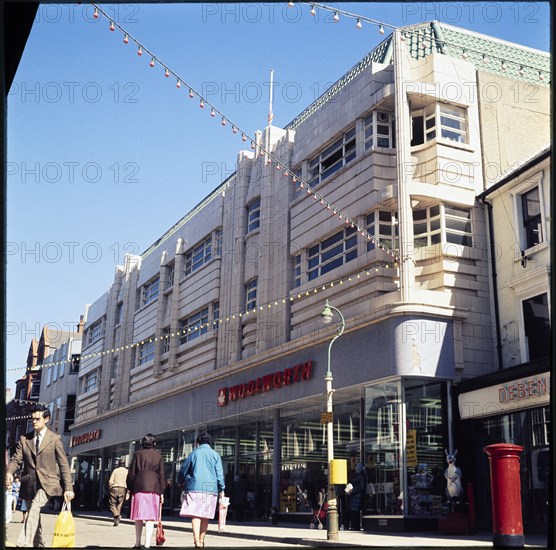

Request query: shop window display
[
  {"left": 365, "top": 382, "right": 403, "bottom": 515},
  {"left": 404, "top": 380, "right": 449, "bottom": 517}
]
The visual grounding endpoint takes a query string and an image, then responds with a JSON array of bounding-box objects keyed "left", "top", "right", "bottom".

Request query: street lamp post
[{"left": 320, "top": 299, "right": 346, "bottom": 541}]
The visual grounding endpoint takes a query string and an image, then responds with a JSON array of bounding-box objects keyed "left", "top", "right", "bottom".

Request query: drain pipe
[{"left": 480, "top": 196, "right": 504, "bottom": 371}]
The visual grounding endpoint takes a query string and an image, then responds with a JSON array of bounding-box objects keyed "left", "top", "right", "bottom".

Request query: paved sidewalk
[{"left": 5, "top": 509, "right": 549, "bottom": 548}]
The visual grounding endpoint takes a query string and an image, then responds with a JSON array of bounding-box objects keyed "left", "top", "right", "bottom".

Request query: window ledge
[
  {"left": 245, "top": 227, "right": 261, "bottom": 240},
  {"left": 411, "top": 138, "right": 475, "bottom": 154},
  {"left": 514, "top": 241, "right": 549, "bottom": 262}
]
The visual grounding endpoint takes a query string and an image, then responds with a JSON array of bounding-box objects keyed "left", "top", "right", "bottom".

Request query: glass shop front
[{"left": 75, "top": 377, "right": 452, "bottom": 529}]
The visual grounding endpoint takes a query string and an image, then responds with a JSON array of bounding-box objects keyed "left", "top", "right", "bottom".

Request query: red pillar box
[{"left": 484, "top": 444, "right": 524, "bottom": 548}]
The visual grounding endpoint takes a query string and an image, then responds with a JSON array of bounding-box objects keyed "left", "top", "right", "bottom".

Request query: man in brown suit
[{"left": 5, "top": 404, "right": 75, "bottom": 547}]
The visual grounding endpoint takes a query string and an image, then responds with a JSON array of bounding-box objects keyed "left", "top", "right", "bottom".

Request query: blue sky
[{"left": 5, "top": 2, "right": 551, "bottom": 393}]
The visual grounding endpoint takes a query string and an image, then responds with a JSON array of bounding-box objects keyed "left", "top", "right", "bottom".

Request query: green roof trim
[{"left": 286, "top": 21, "right": 549, "bottom": 131}]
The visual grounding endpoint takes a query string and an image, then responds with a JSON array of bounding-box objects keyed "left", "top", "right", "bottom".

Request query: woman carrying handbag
[{"left": 156, "top": 499, "right": 165, "bottom": 546}]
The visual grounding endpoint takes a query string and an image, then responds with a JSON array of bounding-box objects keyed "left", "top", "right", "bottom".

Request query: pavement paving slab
[{"left": 4, "top": 509, "right": 549, "bottom": 548}]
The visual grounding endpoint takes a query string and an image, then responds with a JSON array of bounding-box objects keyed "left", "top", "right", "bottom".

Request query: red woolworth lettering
[
  {"left": 237, "top": 384, "right": 246, "bottom": 399},
  {"left": 262, "top": 374, "right": 273, "bottom": 391},
  {"left": 283, "top": 367, "right": 293, "bottom": 385},
  {"left": 246, "top": 380, "right": 256, "bottom": 396},
  {"left": 292, "top": 363, "right": 303, "bottom": 382},
  {"left": 255, "top": 378, "right": 262, "bottom": 393},
  {"left": 273, "top": 372, "right": 283, "bottom": 388},
  {"left": 301, "top": 361, "right": 313, "bottom": 380},
  {"left": 229, "top": 386, "right": 240, "bottom": 401}
]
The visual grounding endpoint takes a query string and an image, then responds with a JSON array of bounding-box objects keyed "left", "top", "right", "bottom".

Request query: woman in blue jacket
[{"left": 178, "top": 432, "right": 225, "bottom": 547}]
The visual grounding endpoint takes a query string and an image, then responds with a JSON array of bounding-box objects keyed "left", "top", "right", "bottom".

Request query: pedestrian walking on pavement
[
  {"left": 178, "top": 432, "right": 226, "bottom": 548},
  {"left": 109, "top": 459, "right": 129, "bottom": 526},
  {"left": 346, "top": 463, "right": 367, "bottom": 531},
  {"left": 127, "top": 433, "right": 165, "bottom": 549},
  {"left": 5, "top": 404, "right": 75, "bottom": 547},
  {"left": 11, "top": 474, "right": 21, "bottom": 512}
]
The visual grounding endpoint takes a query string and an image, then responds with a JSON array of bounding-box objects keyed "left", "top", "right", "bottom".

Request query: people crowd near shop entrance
[{"left": 5, "top": 426, "right": 233, "bottom": 548}]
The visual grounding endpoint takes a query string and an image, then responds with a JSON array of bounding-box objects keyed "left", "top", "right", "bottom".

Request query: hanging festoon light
[
  {"left": 518, "top": 66, "right": 525, "bottom": 77},
  {"left": 85, "top": 2, "right": 404, "bottom": 271},
  {"left": 462, "top": 49, "right": 469, "bottom": 60},
  {"left": 539, "top": 71, "right": 545, "bottom": 81},
  {"left": 501, "top": 61, "right": 507, "bottom": 72},
  {"left": 310, "top": 4, "right": 316, "bottom": 16},
  {"left": 93, "top": 7, "right": 99, "bottom": 19},
  {"left": 242, "top": 133, "right": 247, "bottom": 142},
  {"left": 288, "top": 0, "right": 294, "bottom": 7},
  {"left": 109, "top": 21, "right": 115, "bottom": 31}
]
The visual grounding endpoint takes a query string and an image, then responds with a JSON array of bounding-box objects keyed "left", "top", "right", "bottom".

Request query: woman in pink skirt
[
  {"left": 178, "top": 432, "right": 226, "bottom": 547},
  {"left": 127, "top": 434, "right": 165, "bottom": 548}
]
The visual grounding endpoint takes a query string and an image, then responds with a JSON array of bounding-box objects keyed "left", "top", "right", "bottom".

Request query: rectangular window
[
  {"left": 84, "top": 371, "right": 97, "bottom": 393},
  {"left": 111, "top": 356, "right": 119, "bottom": 379},
  {"left": 531, "top": 407, "right": 550, "bottom": 447},
  {"left": 166, "top": 262, "right": 175, "bottom": 289},
  {"left": 411, "top": 104, "right": 467, "bottom": 146},
  {"left": 365, "top": 111, "right": 394, "bottom": 150},
  {"left": 138, "top": 339, "right": 155, "bottom": 365},
  {"left": 444, "top": 204, "right": 473, "bottom": 247},
  {"left": 87, "top": 319, "right": 103, "bottom": 345},
  {"left": 142, "top": 276, "right": 160, "bottom": 306},
  {"left": 46, "top": 365, "right": 52, "bottom": 386},
  {"left": 521, "top": 187, "right": 543, "bottom": 249},
  {"left": 413, "top": 205, "right": 441, "bottom": 247},
  {"left": 180, "top": 307, "right": 209, "bottom": 345},
  {"left": 185, "top": 235, "right": 212, "bottom": 276},
  {"left": 293, "top": 254, "right": 301, "bottom": 288},
  {"left": 30, "top": 378, "right": 41, "bottom": 399},
  {"left": 308, "top": 227, "right": 358, "bottom": 281},
  {"left": 52, "top": 361, "right": 58, "bottom": 383},
  {"left": 161, "top": 327, "right": 171, "bottom": 354},
  {"left": 64, "top": 395, "right": 76, "bottom": 433},
  {"left": 247, "top": 198, "right": 261, "bottom": 232},
  {"left": 522, "top": 293, "right": 550, "bottom": 361},
  {"left": 308, "top": 127, "right": 356, "bottom": 186},
  {"left": 70, "top": 354, "right": 80, "bottom": 374},
  {"left": 246, "top": 278, "right": 258, "bottom": 310},
  {"left": 115, "top": 302, "right": 123, "bottom": 325},
  {"left": 366, "top": 210, "right": 399, "bottom": 252},
  {"left": 213, "top": 302, "right": 220, "bottom": 331},
  {"left": 215, "top": 229, "right": 222, "bottom": 257},
  {"left": 439, "top": 104, "right": 467, "bottom": 143}
]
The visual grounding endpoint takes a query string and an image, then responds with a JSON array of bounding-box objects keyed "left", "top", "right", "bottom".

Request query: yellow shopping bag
[{"left": 51, "top": 501, "right": 75, "bottom": 547}]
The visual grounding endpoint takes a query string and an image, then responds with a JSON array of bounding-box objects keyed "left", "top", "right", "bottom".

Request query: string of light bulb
[
  {"left": 292, "top": 1, "right": 549, "bottom": 81},
  {"left": 7, "top": 260, "right": 398, "bottom": 374}
]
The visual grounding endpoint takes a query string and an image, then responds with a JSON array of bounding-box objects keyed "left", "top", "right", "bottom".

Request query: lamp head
[{"left": 321, "top": 300, "right": 333, "bottom": 324}]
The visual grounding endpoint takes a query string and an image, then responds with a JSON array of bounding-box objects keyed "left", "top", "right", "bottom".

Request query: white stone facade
[{"left": 72, "top": 25, "right": 550, "bottom": 444}]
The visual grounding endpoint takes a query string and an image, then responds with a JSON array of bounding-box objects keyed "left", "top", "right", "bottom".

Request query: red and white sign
[
  {"left": 458, "top": 372, "right": 550, "bottom": 419},
  {"left": 217, "top": 361, "right": 313, "bottom": 407}
]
